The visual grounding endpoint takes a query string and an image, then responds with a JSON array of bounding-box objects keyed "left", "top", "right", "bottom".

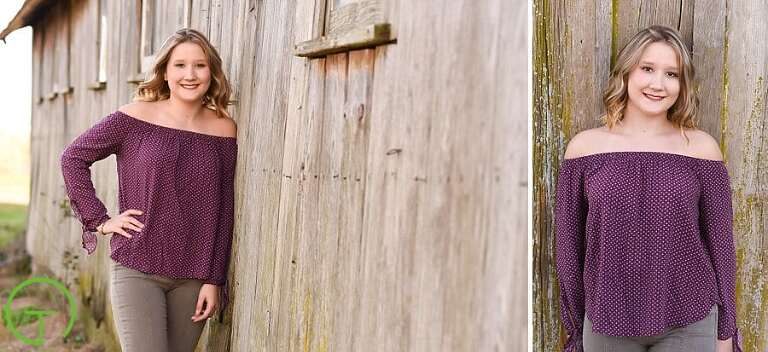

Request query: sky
[
  {"left": 0, "top": 0, "right": 30, "bottom": 137},
  {"left": 0, "top": 0, "right": 31, "bottom": 204}
]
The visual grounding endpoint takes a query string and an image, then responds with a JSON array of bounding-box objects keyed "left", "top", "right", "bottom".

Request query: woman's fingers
[
  {"left": 120, "top": 210, "right": 145, "bottom": 228},
  {"left": 192, "top": 295, "right": 206, "bottom": 322},
  {"left": 123, "top": 222, "right": 142, "bottom": 232},
  {"left": 192, "top": 307, "right": 211, "bottom": 322},
  {"left": 199, "top": 304, "right": 214, "bottom": 321},
  {"left": 123, "top": 209, "right": 144, "bottom": 216},
  {"left": 191, "top": 289, "right": 219, "bottom": 322},
  {"left": 121, "top": 209, "right": 145, "bottom": 228},
  {"left": 124, "top": 216, "right": 145, "bottom": 229},
  {"left": 115, "top": 229, "right": 133, "bottom": 239}
]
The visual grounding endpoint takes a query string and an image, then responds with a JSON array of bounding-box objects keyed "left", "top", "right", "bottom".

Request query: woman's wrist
[{"left": 95, "top": 215, "right": 112, "bottom": 235}]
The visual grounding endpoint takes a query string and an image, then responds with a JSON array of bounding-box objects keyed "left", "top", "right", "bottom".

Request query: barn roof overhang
[{"left": 0, "top": 0, "right": 55, "bottom": 42}]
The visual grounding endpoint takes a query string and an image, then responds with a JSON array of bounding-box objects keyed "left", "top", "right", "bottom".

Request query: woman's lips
[{"left": 643, "top": 92, "right": 665, "bottom": 101}]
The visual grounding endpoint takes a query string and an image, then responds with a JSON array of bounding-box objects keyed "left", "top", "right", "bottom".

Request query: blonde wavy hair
[
  {"left": 133, "top": 28, "right": 232, "bottom": 119},
  {"left": 601, "top": 25, "right": 698, "bottom": 136}
]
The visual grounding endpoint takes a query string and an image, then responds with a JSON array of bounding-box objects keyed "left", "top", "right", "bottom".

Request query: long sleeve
[
  {"left": 204, "top": 139, "right": 237, "bottom": 313},
  {"left": 554, "top": 159, "right": 587, "bottom": 352},
  {"left": 60, "top": 112, "right": 129, "bottom": 255},
  {"left": 697, "top": 161, "right": 742, "bottom": 352}
]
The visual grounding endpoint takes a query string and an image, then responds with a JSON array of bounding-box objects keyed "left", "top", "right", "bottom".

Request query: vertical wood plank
[
  {"left": 616, "top": 0, "right": 693, "bottom": 50},
  {"left": 287, "top": 56, "right": 327, "bottom": 352},
  {"left": 207, "top": 0, "right": 223, "bottom": 50},
  {"left": 355, "top": 42, "right": 399, "bottom": 351},
  {"left": 308, "top": 51, "right": 347, "bottom": 352},
  {"left": 532, "top": 0, "right": 580, "bottom": 350},
  {"left": 693, "top": 1, "right": 727, "bottom": 149},
  {"left": 330, "top": 48, "right": 374, "bottom": 351},
  {"left": 42, "top": 13, "right": 54, "bottom": 95},
  {"left": 222, "top": 0, "right": 310, "bottom": 351},
  {"left": 482, "top": 2, "right": 528, "bottom": 349},
  {"left": 140, "top": 0, "right": 153, "bottom": 59},
  {"left": 223, "top": 0, "right": 264, "bottom": 349},
  {"left": 32, "top": 25, "right": 43, "bottom": 102},
  {"left": 723, "top": 2, "right": 768, "bottom": 351},
  {"left": 190, "top": 0, "right": 211, "bottom": 34}
]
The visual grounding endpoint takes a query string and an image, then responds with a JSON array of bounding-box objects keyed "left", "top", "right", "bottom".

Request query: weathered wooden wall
[
  {"left": 533, "top": 1, "right": 768, "bottom": 351},
  {"left": 26, "top": 0, "right": 526, "bottom": 351}
]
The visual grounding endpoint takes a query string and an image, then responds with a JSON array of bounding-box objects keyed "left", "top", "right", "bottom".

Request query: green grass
[{"left": 0, "top": 203, "right": 27, "bottom": 249}]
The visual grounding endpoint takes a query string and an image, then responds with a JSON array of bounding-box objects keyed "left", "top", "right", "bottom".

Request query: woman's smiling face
[
  {"left": 626, "top": 41, "right": 681, "bottom": 118},
  {"left": 164, "top": 42, "right": 211, "bottom": 103}
]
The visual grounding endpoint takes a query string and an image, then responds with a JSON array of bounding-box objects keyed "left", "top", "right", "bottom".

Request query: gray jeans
[
  {"left": 110, "top": 260, "right": 206, "bottom": 352},
  {"left": 583, "top": 306, "right": 718, "bottom": 352}
]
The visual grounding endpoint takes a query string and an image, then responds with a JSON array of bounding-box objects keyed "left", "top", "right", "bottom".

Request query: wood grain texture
[
  {"left": 483, "top": 1, "right": 527, "bottom": 349},
  {"left": 327, "top": 0, "right": 383, "bottom": 35},
  {"left": 616, "top": 0, "right": 693, "bottom": 50},
  {"left": 294, "top": 23, "right": 394, "bottom": 58},
  {"left": 334, "top": 48, "right": 374, "bottom": 350},
  {"left": 533, "top": 0, "right": 572, "bottom": 350},
  {"left": 535, "top": 1, "right": 768, "bottom": 351},
  {"left": 692, "top": 0, "right": 726, "bottom": 143},
  {"left": 722, "top": 2, "right": 768, "bottom": 350}
]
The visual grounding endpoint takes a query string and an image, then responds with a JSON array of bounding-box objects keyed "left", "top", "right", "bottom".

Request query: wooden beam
[
  {"left": 86, "top": 81, "right": 107, "bottom": 90},
  {"left": 294, "top": 23, "right": 395, "bottom": 58},
  {"left": 57, "top": 86, "right": 73, "bottom": 95},
  {"left": 126, "top": 72, "right": 146, "bottom": 84}
]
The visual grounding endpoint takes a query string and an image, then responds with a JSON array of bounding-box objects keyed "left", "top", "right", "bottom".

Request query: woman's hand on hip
[
  {"left": 192, "top": 284, "right": 220, "bottom": 322},
  {"left": 100, "top": 209, "right": 144, "bottom": 238}
]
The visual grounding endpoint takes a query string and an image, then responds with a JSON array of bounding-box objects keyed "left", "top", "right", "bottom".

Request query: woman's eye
[
  {"left": 667, "top": 72, "right": 679, "bottom": 78},
  {"left": 197, "top": 64, "right": 206, "bottom": 68},
  {"left": 175, "top": 64, "right": 184, "bottom": 67},
  {"left": 641, "top": 66, "right": 652, "bottom": 72}
]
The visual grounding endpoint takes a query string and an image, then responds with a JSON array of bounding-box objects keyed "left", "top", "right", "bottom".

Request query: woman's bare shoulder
[
  {"left": 564, "top": 126, "right": 609, "bottom": 159},
  {"left": 117, "top": 101, "right": 157, "bottom": 122},
  {"left": 204, "top": 109, "right": 237, "bottom": 138},
  {"left": 684, "top": 128, "right": 723, "bottom": 161}
]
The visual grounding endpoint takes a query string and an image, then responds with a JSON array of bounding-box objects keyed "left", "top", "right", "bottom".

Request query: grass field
[
  {"left": 0, "top": 201, "right": 98, "bottom": 351},
  {"left": 0, "top": 132, "right": 30, "bottom": 205},
  {"left": 0, "top": 203, "right": 26, "bottom": 249}
]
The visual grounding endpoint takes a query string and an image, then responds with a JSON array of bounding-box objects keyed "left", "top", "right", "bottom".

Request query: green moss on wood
[
  {"left": 733, "top": 194, "right": 767, "bottom": 352},
  {"left": 719, "top": 13, "right": 730, "bottom": 161},
  {"left": 732, "top": 76, "right": 767, "bottom": 352},
  {"left": 562, "top": 23, "right": 573, "bottom": 136},
  {"left": 77, "top": 271, "right": 121, "bottom": 352},
  {"left": 77, "top": 270, "right": 92, "bottom": 299},
  {"left": 302, "top": 290, "right": 314, "bottom": 352},
  {"left": 563, "top": 85, "right": 573, "bottom": 137},
  {"left": 533, "top": 0, "right": 571, "bottom": 350}
]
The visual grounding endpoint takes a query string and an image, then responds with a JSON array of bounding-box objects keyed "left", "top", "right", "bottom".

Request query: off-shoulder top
[
  {"left": 555, "top": 151, "right": 741, "bottom": 352},
  {"left": 60, "top": 110, "right": 237, "bottom": 312}
]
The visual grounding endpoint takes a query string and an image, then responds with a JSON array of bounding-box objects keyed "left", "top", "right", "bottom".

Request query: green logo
[{"left": 2, "top": 277, "right": 78, "bottom": 346}]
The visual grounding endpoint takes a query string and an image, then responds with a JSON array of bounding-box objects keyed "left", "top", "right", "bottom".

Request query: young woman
[
  {"left": 60, "top": 28, "right": 237, "bottom": 352},
  {"left": 555, "top": 25, "right": 741, "bottom": 352}
]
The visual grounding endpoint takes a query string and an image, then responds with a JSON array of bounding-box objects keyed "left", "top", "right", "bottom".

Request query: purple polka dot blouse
[
  {"left": 60, "top": 110, "right": 237, "bottom": 312},
  {"left": 555, "top": 151, "right": 741, "bottom": 352}
]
